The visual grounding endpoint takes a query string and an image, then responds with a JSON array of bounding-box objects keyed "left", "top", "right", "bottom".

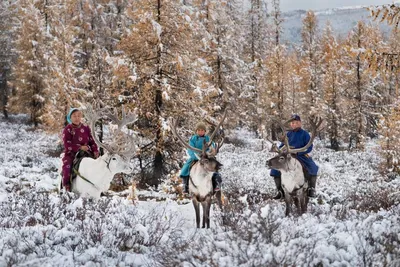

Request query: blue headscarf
[{"left": 67, "top": 108, "right": 80, "bottom": 124}]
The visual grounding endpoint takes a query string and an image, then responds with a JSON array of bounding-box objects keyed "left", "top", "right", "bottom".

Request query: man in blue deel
[{"left": 270, "top": 114, "right": 319, "bottom": 199}]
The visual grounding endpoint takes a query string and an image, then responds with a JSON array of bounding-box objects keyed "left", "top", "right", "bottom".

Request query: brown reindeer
[
  {"left": 266, "top": 116, "right": 323, "bottom": 216},
  {"left": 171, "top": 110, "right": 227, "bottom": 228}
]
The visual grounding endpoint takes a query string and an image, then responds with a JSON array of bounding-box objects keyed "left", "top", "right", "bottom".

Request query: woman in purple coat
[{"left": 61, "top": 108, "right": 99, "bottom": 191}]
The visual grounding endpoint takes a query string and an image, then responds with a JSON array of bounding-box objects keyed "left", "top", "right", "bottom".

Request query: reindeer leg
[
  {"left": 201, "top": 199, "right": 210, "bottom": 228},
  {"left": 193, "top": 198, "right": 200, "bottom": 228},
  {"left": 294, "top": 195, "right": 301, "bottom": 216},
  {"left": 304, "top": 189, "right": 309, "bottom": 213},
  {"left": 284, "top": 191, "right": 292, "bottom": 217},
  {"left": 206, "top": 197, "right": 212, "bottom": 228}
]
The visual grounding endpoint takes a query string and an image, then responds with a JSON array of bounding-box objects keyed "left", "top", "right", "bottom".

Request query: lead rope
[{"left": 73, "top": 168, "right": 99, "bottom": 190}]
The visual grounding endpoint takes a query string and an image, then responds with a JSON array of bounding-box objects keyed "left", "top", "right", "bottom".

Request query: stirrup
[{"left": 273, "top": 190, "right": 283, "bottom": 200}]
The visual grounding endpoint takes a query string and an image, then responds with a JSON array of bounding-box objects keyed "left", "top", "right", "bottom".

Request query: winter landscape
[
  {"left": 0, "top": 115, "right": 399, "bottom": 266},
  {"left": 1, "top": 0, "right": 400, "bottom": 266}
]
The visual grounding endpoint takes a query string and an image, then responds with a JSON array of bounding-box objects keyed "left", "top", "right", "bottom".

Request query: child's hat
[
  {"left": 195, "top": 122, "right": 207, "bottom": 131},
  {"left": 67, "top": 108, "right": 80, "bottom": 124}
]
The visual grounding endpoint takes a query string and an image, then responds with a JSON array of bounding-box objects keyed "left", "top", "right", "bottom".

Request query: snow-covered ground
[{"left": 0, "top": 115, "right": 399, "bottom": 266}]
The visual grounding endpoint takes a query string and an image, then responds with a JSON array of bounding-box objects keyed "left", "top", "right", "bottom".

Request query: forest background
[{"left": 0, "top": 0, "right": 399, "bottom": 188}]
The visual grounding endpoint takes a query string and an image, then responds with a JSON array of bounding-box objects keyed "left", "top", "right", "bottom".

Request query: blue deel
[{"left": 270, "top": 128, "right": 319, "bottom": 177}]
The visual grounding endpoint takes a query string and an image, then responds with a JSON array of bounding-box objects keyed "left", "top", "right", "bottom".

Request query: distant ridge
[{"left": 281, "top": 6, "right": 392, "bottom": 44}]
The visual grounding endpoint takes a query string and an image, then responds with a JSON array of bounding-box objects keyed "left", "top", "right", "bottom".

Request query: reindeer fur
[
  {"left": 279, "top": 155, "right": 308, "bottom": 216},
  {"left": 58, "top": 152, "right": 133, "bottom": 199},
  {"left": 73, "top": 153, "right": 132, "bottom": 199},
  {"left": 268, "top": 154, "right": 309, "bottom": 216},
  {"left": 171, "top": 108, "right": 227, "bottom": 229}
]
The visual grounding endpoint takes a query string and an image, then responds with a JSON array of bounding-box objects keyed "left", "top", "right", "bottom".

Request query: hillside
[{"left": 282, "top": 6, "right": 392, "bottom": 44}]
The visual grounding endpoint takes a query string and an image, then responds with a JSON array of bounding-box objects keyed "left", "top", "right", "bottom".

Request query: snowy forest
[{"left": 0, "top": 0, "right": 400, "bottom": 266}]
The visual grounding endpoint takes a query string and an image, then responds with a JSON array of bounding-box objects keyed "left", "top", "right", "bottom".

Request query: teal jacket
[{"left": 180, "top": 134, "right": 212, "bottom": 177}]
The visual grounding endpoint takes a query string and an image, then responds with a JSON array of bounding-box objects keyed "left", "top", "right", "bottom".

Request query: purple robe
[{"left": 61, "top": 123, "right": 99, "bottom": 187}]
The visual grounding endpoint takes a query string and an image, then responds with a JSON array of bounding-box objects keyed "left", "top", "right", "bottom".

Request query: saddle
[
  {"left": 70, "top": 150, "right": 94, "bottom": 182},
  {"left": 189, "top": 160, "right": 198, "bottom": 171}
]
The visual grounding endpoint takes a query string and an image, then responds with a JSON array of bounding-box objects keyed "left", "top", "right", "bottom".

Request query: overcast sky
[{"left": 280, "top": 0, "right": 398, "bottom": 12}]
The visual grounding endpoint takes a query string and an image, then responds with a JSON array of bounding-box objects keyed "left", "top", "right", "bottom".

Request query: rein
[
  {"left": 104, "top": 157, "right": 112, "bottom": 170},
  {"left": 189, "top": 176, "right": 198, "bottom": 189},
  {"left": 73, "top": 168, "right": 99, "bottom": 190}
]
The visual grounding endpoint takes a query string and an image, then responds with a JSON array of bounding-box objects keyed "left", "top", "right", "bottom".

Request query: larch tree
[
  {"left": 370, "top": 3, "right": 400, "bottom": 29},
  {"left": 298, "top": 11, "right": 323, "bottom": 118},
  {"left": 342, "top": 21, "right": 367, "bottom": 150},
  {"left": 241, "top": 0, "right": 270, "bottom": 134},
  {"left": 117, "top": 0, "right": 206, "bottom": 187},
  {"left": 320, "top": 22, "right": 345, "bottom": 150},
  {"left": 10, "top": 0, "right": 50, "bottom": 127},
  {"left": 342, "top": 22, "right": 384, "bottom": 150},
  {"left": 40, "top": 0, "right": 81, "bottom": 130},
  {"left": 362, "top": 25, "right": 388, "bottom": 139},
  {"left": 372, "top": 9, "right": 400, "bottom": 176},
  {"left": 0, "top": 0, "right": 18, "bottom": 119},
  {"left": 259, "top": 0, "right": 292, "bottom": 140},
  {"left": 378, "top": 103, "right": 400, "bottom": 176},
  {"left": 193, "top": 0, "right": 245, "bottom": 130}
]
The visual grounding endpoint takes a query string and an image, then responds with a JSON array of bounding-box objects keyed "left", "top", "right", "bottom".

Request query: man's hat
[{"left": 288, "top": 114, "right": 301, "bottom": 122}]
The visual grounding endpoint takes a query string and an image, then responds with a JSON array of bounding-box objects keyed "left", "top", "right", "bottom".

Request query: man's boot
[
  {"left": 273, "top": 176, "right": 284, "bottom": 199},
  {"left": 308, "top": 175, "right": 317, "bottom": 198},
  {"left": 212, "top": 173, "right": 222, "bottom": 192},
  {"left": 180, "top": 176, "right": 189, "bottom": 193}
]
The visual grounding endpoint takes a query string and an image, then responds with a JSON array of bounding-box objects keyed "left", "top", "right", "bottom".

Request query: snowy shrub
[
  {"left": 346, "top": 187, "right": 398, "bottom": 212},
  {"left": 0, "top": 190, "right": 184, "bottom": 266}
]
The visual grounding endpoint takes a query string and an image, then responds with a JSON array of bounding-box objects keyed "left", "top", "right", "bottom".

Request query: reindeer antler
[
  {"left": 266, "top": 116, "right": 323, "bottom": 154},
  {"left": 103, "top": 105, "right": 137, "bottom": 130},
  {"left": 171, "top": 118, "right": 204, "bottom": 155},
  {"left": 86, "top": 103, "right": 115, "bottom": 154},
  {"left": 171, "top": 108, "right": 228, "bottom": 157},
  {"left": 203, "top": 109, "right": 228, "bottom": 155},
  {"left": 85, "top": 103, "right": 138, "bottom": 157},
  {"left": 286, "top": 116, "right": 323, "bottom": 154}
]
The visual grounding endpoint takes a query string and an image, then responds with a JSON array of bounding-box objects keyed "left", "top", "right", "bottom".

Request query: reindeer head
[
  {"left": 106, "top": 154, "right": 133, "bottom": 174},
  {"left": 266, "top": 116, "right": 323, "bottom": 171},
  {"left": 85, "top": 103, "right": 138, "bottom": 174},
  {"left": 197, "top": 140, "right": 223, "bottom": 172},
  {"left": 171, "top": 109, "right": 227, "bottom": 172},
  {"left": 266, "top": 151, "right": 295, "bottom": 171}
]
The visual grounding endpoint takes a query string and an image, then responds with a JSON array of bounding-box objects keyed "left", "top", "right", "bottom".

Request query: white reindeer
[
  {"left": 266, "top": 117, "right": 322, "bottom": 216},
  {"left": 58, "top": 105, "right": 137, "bottom": 199},
  {"left": 171, "top": 110, "right": 226, "bottom": 228}
]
